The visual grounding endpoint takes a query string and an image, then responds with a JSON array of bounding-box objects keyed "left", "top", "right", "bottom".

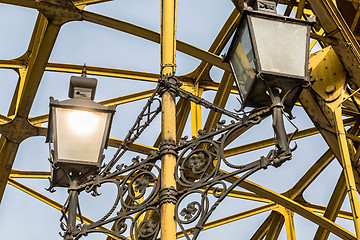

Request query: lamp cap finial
[
  {"left": 69, "top": 64, "right": 97, "bottom": 100},
  {"left": 82, "top": 64, "right": 87, "bottom": 77}
]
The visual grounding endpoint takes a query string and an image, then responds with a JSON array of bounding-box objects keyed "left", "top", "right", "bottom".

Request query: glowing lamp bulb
[{"left": 67, "top": 110, "right": 99, "bottom": 135}]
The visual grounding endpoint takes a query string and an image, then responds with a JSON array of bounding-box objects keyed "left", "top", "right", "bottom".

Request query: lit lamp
[
  {"left": 224, "top": 0, "right": 312, "bottom": 164},
  {"left": 46, "top": 67, "right": 116, "bottom": 187}
]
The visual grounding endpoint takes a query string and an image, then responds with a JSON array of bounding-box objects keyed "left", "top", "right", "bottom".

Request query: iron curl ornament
[
  {"left": 173, "top": 113, "right": 296, "bottom": 240},
  {"left": 47, "top": 74, "right": 299, "bottom": 240}
]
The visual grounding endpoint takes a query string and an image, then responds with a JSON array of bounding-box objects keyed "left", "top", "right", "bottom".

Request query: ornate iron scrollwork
[
  {"left": 51, "top": 75, "right": 297, "bottom": 240},
  {"left": 173, "top": 115, "right": 290, "bottom": 240}
]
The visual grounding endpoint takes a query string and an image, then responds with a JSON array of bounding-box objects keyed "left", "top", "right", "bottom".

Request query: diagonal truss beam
[
  {"left": 81, "top": 11, "right": 230, "bottom": 72},
  {"left": 203, "top": 72, "right": 234, "bottom": 133},
  {"left": 176, "top": 203, "right": 278, "bottom": 238},
  {"left": 314, "top": 171, "right": 348, "bottom": 239},
  {"left": 224, "top": 118, "right": 355, "bottom": 158},
  {"left": 0, "top": 0, "right": 36, "bottom": 8},
  {"left": 46, "top": 63, "right": 159, "bottom": 82},
  {"left": 28, "top": 89, "right": 157, "bottom": 126},
  {"left": 0, "top": 14, "right": 61, "bottom": 203},
  {"left": 309, "top": 0, "right": 360, "bottom": 87},
  {"left": 238, "top": 179, "right": 356, "bottom": 239},
  {"left": 251, "top": 149, "right": 335, "bottom": 238},
  {"left": 7, "top": 178, "right": 118, "bottom": 238}
]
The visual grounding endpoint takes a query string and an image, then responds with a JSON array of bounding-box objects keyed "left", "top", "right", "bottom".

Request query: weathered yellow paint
[
  {"left": 276, "top": 206, "right": 296, "bottom": 240},
  {"left": 190, "top": 84, "right": 203, "bottom": 137},
  {"left": 334, "top": 107, "right": 360, "bottom": 238},
  {"left": 310, "top": 46, "right": 347, "bottom": 102},
  {"left": 160, "top": 1, "right": 177, "bottom": 240},
  {"left": 314, "top": 171, "right": 348, "bottom": 239},
  {"left": 9, "top": 170, "right": 50, "bottom": 179}
]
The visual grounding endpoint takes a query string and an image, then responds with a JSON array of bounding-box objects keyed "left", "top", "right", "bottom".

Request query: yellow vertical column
[
  {"left": 334, "top": 107, "right": 360, "bottom": 238},
  {"left": 191, "top": 83, "right": 203, "bottom": 137},
  {"left": 160, "top": 0, "right": 177, "bottom": 240},
  {"left": 283, "top": 208, "right": 296, "bottom": 240}
]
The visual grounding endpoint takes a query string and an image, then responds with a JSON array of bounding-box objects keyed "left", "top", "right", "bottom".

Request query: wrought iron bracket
[
  {"left": 158, "top": 75, "right": 241, "bottom": 121},
  {"left": 49, "top": 73, "right": 302, "bottom": 240}
]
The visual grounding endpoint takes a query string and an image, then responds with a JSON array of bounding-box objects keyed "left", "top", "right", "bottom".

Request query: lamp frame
[
  {"left": 46, "top": 97, "right": 116, "bottom": 187},
  {"left": 225, "top": 9, "right": 311, "bottom": 112}
]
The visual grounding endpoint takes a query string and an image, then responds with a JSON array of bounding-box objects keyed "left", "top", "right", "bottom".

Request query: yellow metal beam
[
  {"left": 231, "top": 0, "right": 244, "bottom": 12},
  {"left": 253, "top": 149, "right": 335, "bottom": 239},
  {"left": 295, "top": 0, "right": 306, "bottom": 19},
  {"left": 0, "top": 141, "right": 19, "bottom": 203},
  {"left": 203, "top": 72, "right": 234, "bottom": 135},
  {"left": 15, "top": 23, "right": 61, "bottom": 118},
  {"left": 81, "top": 11, "right": 230, "bottom": 72},
  {"left": 301, "top": 202, "right": 353, "bottom": 220},
  {"left": 0, "top": 59, "right": 24, "bottom": 69},
  {"left": 265, "top": 211, "right": 284, "bottom": 240},
  {"left": 236, "top": 179, "right": 356, "bottom": 239},
  {"left": 153, "top": 97, "right": 192, "bottom": 148},
  {"left": 7, "top": 178, "right": 118, "bottom": 238},
  {"left": 190, "top": 85, "right": 203, "bottom": 137},
  {"left": 0, "top": 0, "right": 36, "bottom": 8},
  {"left": 177, "top": 203, "right": 278, "bottom": 238},
  {"left": 108, "top": 138, "right": 157, "bottom": 155},
  {"left": 0, "top": 114, "right": 12, "bottom": 124},
  {"left": 282, "top": 208, "right": 296, "bottom": 240},
  {"left": 72, "top": 0, "right": 113, "bottom": 6},
  {"left": 46, "top": 63, "right": 159, "bottom": 82},
  {"left": 184, "top": 8, "right": 240, "bottom": 82},
  {"left": 314, "top": 171, "right": 348, "bottom": 239},
  {"left": 0, "top": 13, "right": 61, "bottom": 203},
  {"left": 285, "top": 149, "right": 335, "bottom": 199},
  {"left": 205, "top": 187, "right": 272, "bottom": 203},
  {"left": 100, "top": 89, "right": 157, "bottom": 106},
  {"left": 334, "top": 107, "right": 360, "bottom": 237},
  {"left": 160, "top": 1, "right": 177, "bottom": 240},
  {"left": 29, "top": 89, "right": 156, "bottom": 126},
  {"left": 200, "top": 81, "right": 238, "bottom": 93},
  {"left": 175, "top": 98, "right": 192, "bottom": 142},
  {"left": 218, "top": 168, "right": 357, "bottom": 240},
  {"left": 224, "top": 118, "right": 354, "bottom": 158},
  {"left": 9, "top": 170, "right": 50, "bottom": 179},
  {"left": 251, "top": 212, "right": 274, "bottom": 239},
  {"left": 309, "top": 0, "right": 360, "bottom": 87}
]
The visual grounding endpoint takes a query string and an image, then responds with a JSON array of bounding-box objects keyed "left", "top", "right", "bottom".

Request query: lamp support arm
[
  {"left": 271, "top": 89, "right": 292, "bottom": 167},
  {"left": 64, "top": 180, "right": 80, "bottom": 240}
]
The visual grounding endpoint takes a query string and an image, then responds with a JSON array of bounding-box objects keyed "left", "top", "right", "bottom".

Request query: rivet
[{"left": 325, "top": 85, "right": 336, "bottom": 94}]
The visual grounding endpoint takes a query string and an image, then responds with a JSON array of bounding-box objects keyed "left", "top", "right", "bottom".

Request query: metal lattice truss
[{"left": 3, "top": 0, "right": 360, "bottom": 239}]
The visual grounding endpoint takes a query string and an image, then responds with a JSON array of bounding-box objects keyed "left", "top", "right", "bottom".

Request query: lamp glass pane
[
  {"left": 251, "top": 16, "right": 308, "bottom": 77},
  {"left": 55, "top": 108, "right": 108, "bottom": 163},
  {"left": 229, "top": 20, "right": 256, "bottom": 100}
]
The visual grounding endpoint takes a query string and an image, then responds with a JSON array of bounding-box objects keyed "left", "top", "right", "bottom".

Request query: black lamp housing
[
  {"left": 224, "top": 6, "right": 312, "bottom": 113},
  {"left": 46, "top": 72, "right": 116, "bottom": 187}
]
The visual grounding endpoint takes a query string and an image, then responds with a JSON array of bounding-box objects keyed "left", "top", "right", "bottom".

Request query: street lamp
[
  {"left": 46, "top": 67, "right": 116, "bottom": 240},
  {"left": 46, "top": 66, "right": 116, "bottom": 188},
  {"left": 224, "top": 0, "right": 313, "bottom": 164}
]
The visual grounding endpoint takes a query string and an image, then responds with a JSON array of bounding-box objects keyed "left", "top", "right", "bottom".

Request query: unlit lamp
[{"left": 224, "top": 0, "right": 312, "bottom": 112}]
